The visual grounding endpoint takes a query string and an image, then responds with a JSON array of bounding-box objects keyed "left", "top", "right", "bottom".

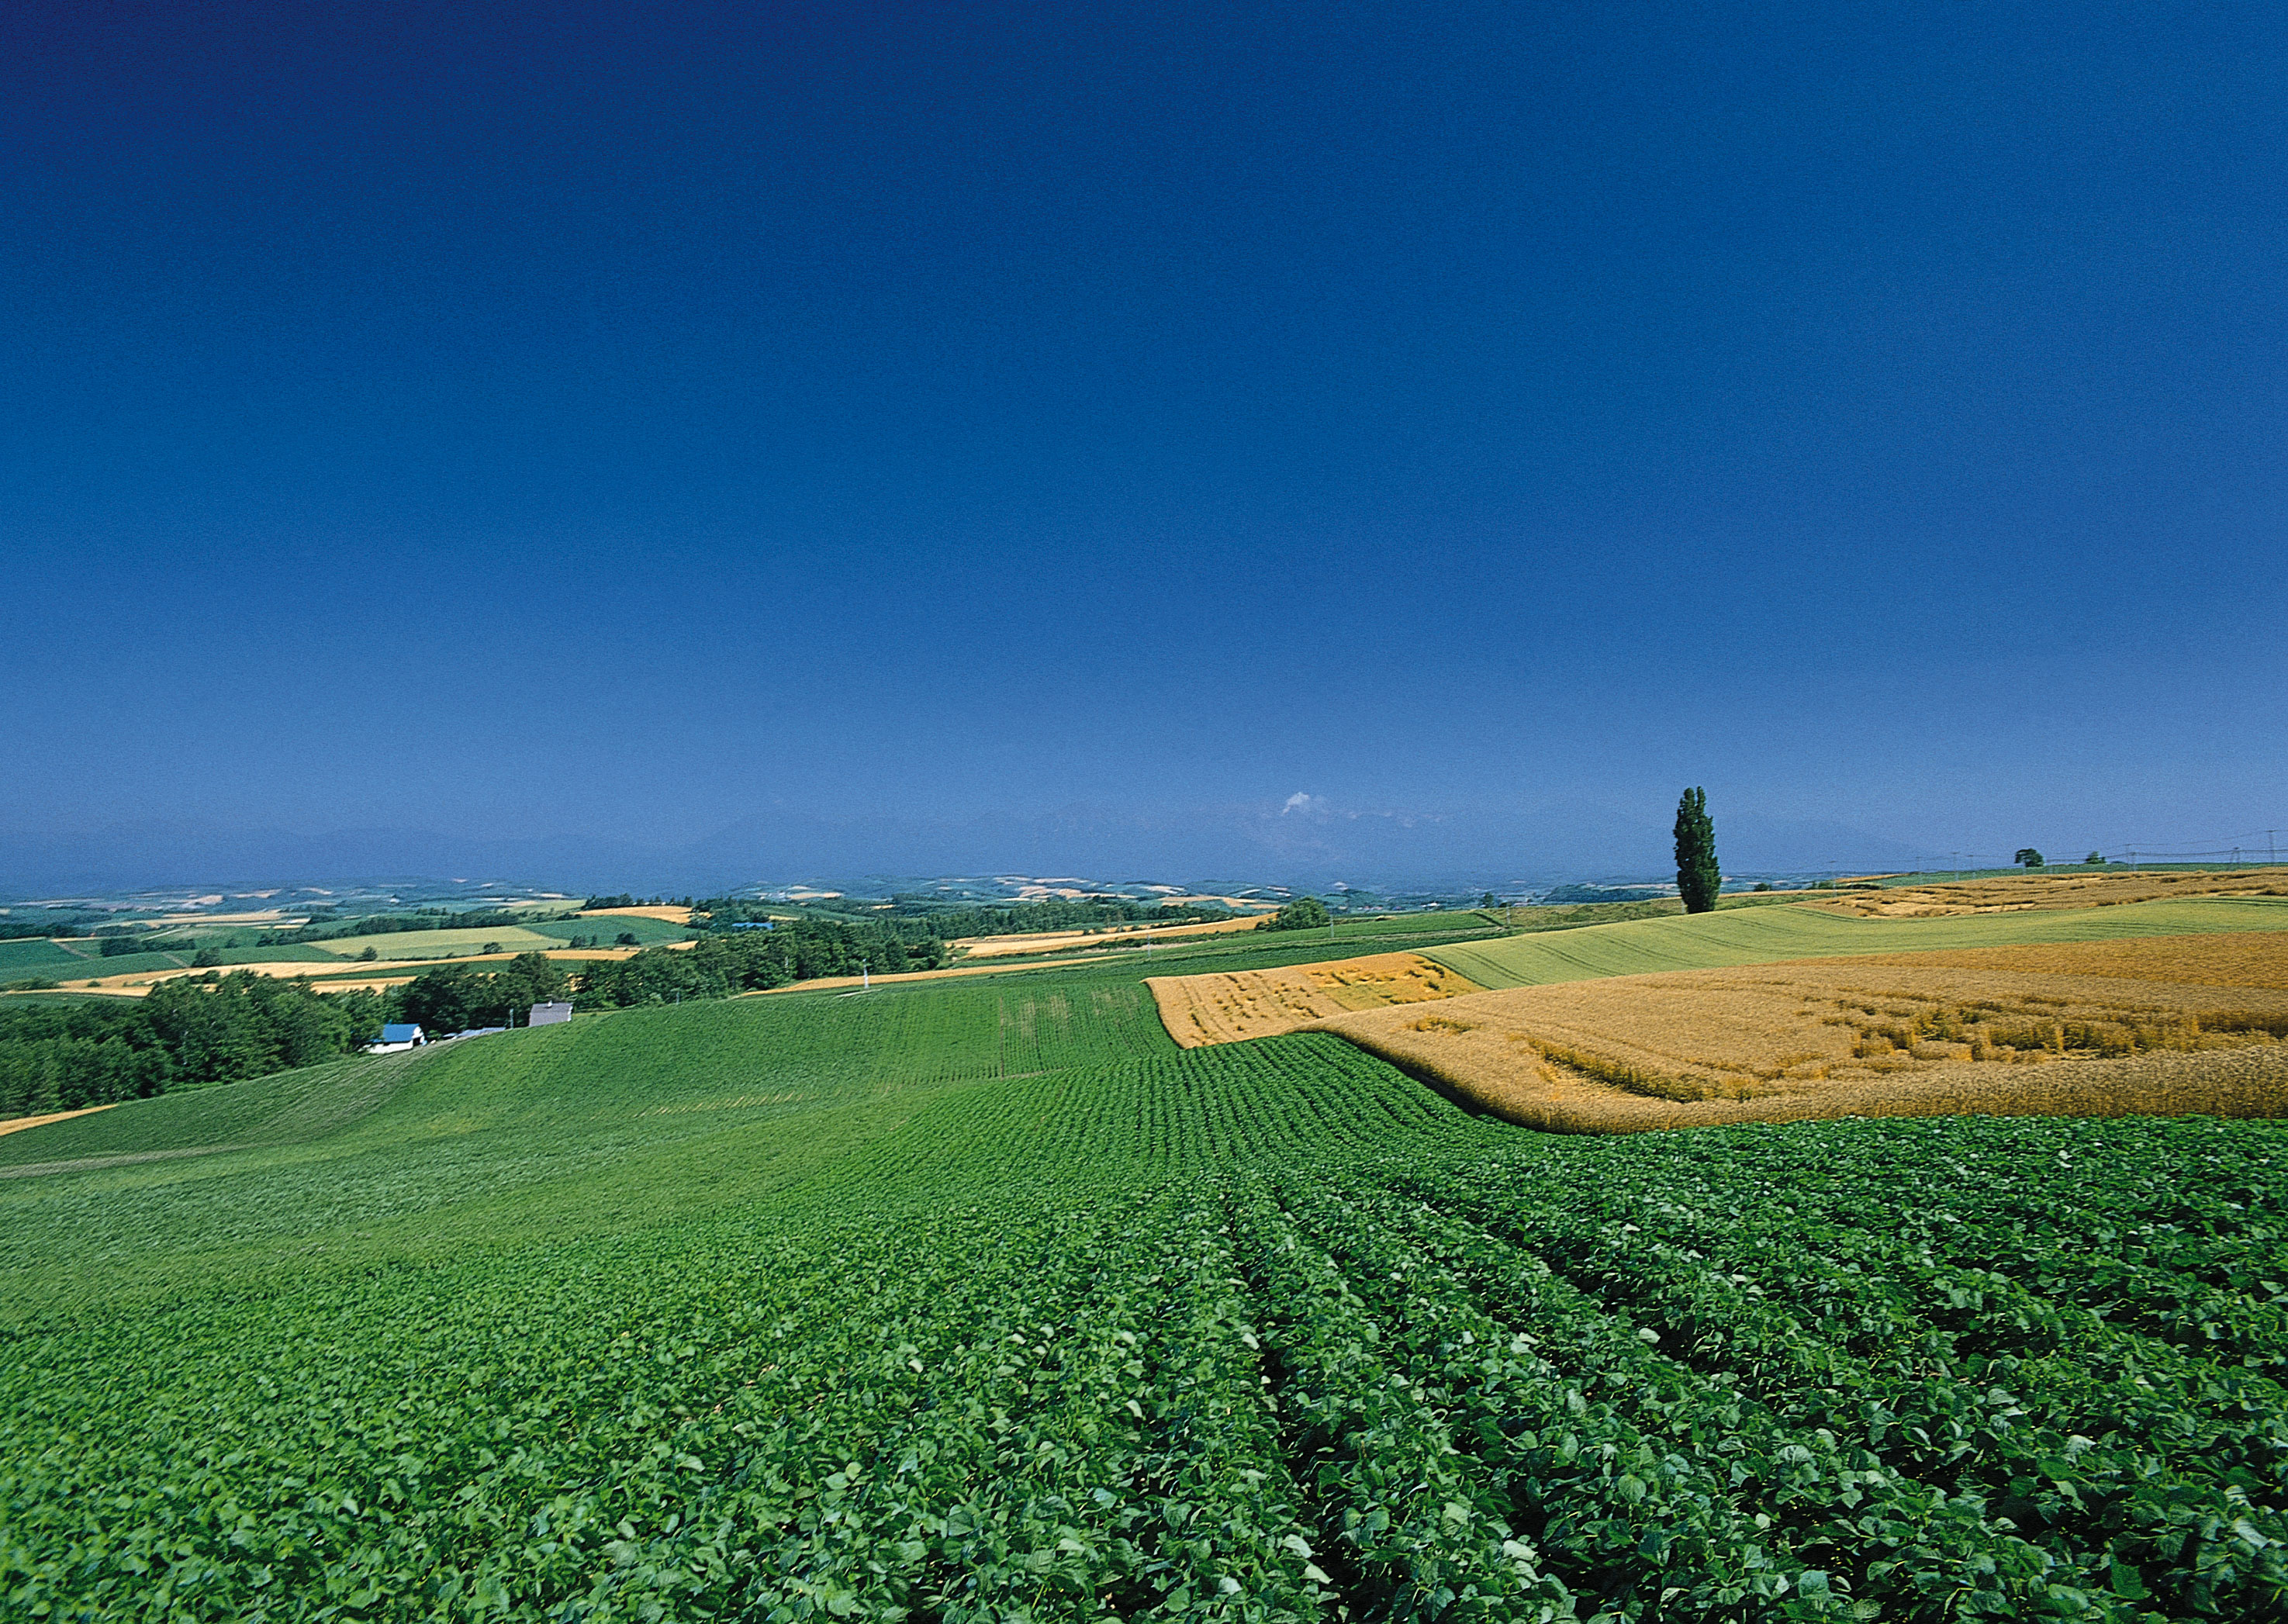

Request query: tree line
[
  {"left": 1256, "top": 897, "right": 1331, "bottom": 931},
  {"left": 696, "top": 895, "right": 1233, "bottom": 942},
  {"left": 576, "top": 917, "right": 946, "bottom": 1007},
  {"left": 0, "top": 914, "right": 957, "bottom": 1119},
  {"left": 0, "top": 912, "right": 99, "bottom": 942},
  {"left": 0, "top": 973, "right": 390, "bottom": 1119}
]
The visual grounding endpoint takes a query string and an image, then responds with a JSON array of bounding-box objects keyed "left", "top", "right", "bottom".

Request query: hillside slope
[
  {"left": 1422, "top": 896, "right": 2288, "bottom": 989},
  {"left": 3, "top": 938, "right": 2284, "bottom": 1620}
]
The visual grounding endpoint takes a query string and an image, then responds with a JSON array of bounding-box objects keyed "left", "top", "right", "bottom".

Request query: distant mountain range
[{"left": 0, "top": 800, "right": 1939, "bottom": 899}]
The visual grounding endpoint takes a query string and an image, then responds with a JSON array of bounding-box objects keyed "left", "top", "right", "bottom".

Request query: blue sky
[{"left": 4, "top": 3, "right": 2283, "bottom": 888}]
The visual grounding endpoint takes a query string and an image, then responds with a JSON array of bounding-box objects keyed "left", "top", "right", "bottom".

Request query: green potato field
[{"left": 2, "top": 943, "right": 2284, "bottom": 1621}]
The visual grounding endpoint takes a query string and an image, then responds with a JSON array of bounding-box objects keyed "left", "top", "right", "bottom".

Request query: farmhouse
[{"left": 365, "top": 1023, "right": 425, "bottom": 1054}]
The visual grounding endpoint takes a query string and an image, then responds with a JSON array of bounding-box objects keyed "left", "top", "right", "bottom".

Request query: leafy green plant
[{"left": 1, "top": 958, "right": 2281, "bottom": 1621}]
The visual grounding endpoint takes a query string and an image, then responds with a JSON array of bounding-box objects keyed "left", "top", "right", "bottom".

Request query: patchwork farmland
[
  {"left": 2, "top": 879, "right": 2284, "bottom": 1620},
  {"left": 1317, "top": 961, "right": 2288, "bottom": 1132}
]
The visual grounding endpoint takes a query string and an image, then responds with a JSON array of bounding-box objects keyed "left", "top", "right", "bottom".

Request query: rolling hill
[
  {"left": 2, "top": 914, "right": 2283, "bottom": 1619},
  {"left": 1422, "top": 895, "right": 2288, "bottom": 989}
]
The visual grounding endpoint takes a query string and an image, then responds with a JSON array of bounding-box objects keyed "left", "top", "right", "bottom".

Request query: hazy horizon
[{"left": 5, "top": 795, "right": 2265, "bottom": 902}]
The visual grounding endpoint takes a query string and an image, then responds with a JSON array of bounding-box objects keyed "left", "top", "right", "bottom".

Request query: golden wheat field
[
  {"left": 1809, "top": 866, "right": 2288, "bottom": 917},
  {"left": 1147, "top": 953, "right": 1482, "bottom": 1047},
  {"left": 1317, "top": 962, "right": 2288, "bottom": 1133},
  {"left": 1824, "top": 930, "right": 2288, "bottom": 990}
]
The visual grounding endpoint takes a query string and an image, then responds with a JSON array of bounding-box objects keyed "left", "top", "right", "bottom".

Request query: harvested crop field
[
  {"left": 955, "top": 914, "right": 1268, "bottom": 959},
  {"left": 1810, "top": 866, "right": 2288, "bottom": 917},
  {"left": 1823, "top": 929, "right": 2288, "bottom": 990},
  {"left": 1148, "top": 952, "right": 1481, "bottom": 1046},
  {"left": 1320, "top": 962, "right": 2288, "bottom": 1132}
]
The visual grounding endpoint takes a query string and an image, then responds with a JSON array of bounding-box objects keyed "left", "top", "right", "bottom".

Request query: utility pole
[{"left": 861, "top": 960, "right": 869, "bottom": 993}]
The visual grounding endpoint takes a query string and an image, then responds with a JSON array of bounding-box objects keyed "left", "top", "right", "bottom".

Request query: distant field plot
[
  {"left": 953, "top": 914, "right": 1267, "bottom": 958},
  {"left": 1149, "top": 952, "right": 1481, "bottom": 1045},
  {"left": 1427, "top": 896, "right": 2288, "bottom": 990},
  {"left": 0, "top": 940, "right": 83, "bottom": 973},
  {"left": 768, "top": 912, "right": 1508, "bottom": 993},
  {"left": 579, "top": 904, "right": 694, "bottom": 924},
  {"left": 1810, "top": 865, "right": 2288, "bottom": 917},
  {"left": 226, "top": 943, "right": 348, "bottom": 963},
  {"left": 59, "top": 957, "right": 425, "bottom": 996},
  {"left": 308, "top": 924, "right": 570, "bottom": 959},
  {"left": 531, "top": 914, "right": 690, "bottom": 945},
  {"left": 21, "top": 948, "right": 200, "bottom": 981},
  {"left": 1325, "top": 962, "right": 2288, "bottom": 1132},
  {"left": 1827, "top": 930, "right": 2288, "bottom": 991}
]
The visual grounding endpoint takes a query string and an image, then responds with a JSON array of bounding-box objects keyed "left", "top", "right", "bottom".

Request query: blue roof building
[{"left": 366, "top": 1023, "right": 427, "bottom": 1053}]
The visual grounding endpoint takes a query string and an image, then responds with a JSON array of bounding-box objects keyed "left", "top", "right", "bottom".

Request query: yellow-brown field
[
  {"left": 579, "top": 905, "right": 695, "bottom": 924},
  {"left": 1319, "top": 962, "right": 2288, "bottom": 1132},
  {"left": 1822, "top": 930, "right": 2288, "bottom": 990},
  {"left": 0, "top": 1104, "right": 117, "bottom": 1139},
  {"left": 956, "top": 914, "right": 1270, "bottom": 959},
  {"left": 29, "top": 946, "right": 646, "bottom": 997},
  {"left": 1809, "top": 866, "right": 2288, "bottom": 918},
  {"left": 1147, "top": 953, "right": 1482, "bottom": 1047}
]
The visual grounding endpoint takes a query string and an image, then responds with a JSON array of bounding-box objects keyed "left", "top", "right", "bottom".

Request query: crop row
[{"left": 5, "top": 1028, "right": 2286, "bottom": 1619}]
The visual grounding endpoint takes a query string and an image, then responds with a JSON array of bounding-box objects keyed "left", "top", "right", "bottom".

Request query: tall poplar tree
[{"left": 1674, "top": 786, "right": 1720, "bottom": 914}]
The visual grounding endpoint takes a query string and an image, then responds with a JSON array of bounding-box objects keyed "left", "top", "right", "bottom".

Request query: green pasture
[
  {"left": 0, "top": 939, "right": 84, "bottom": 973},
  {"left": 306, "top": 924, "right": 573, "bottom": 959},
  {"left": 4, "top": 942, "right": 330, "bottom": 984},
  {"left": 1424, "top": 895, "right": 2288, "bottom": 988},
  {"left": 25, "top": 948, "right": 199, "bottom": 980},
  {"left": 0, "top": 971, "right": 1170, "bottom": 1318}
]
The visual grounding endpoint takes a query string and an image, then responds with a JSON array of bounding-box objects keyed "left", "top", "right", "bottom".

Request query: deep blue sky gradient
[{"left": 5, "top": 3, "right": 2283, "bottom": 884}]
